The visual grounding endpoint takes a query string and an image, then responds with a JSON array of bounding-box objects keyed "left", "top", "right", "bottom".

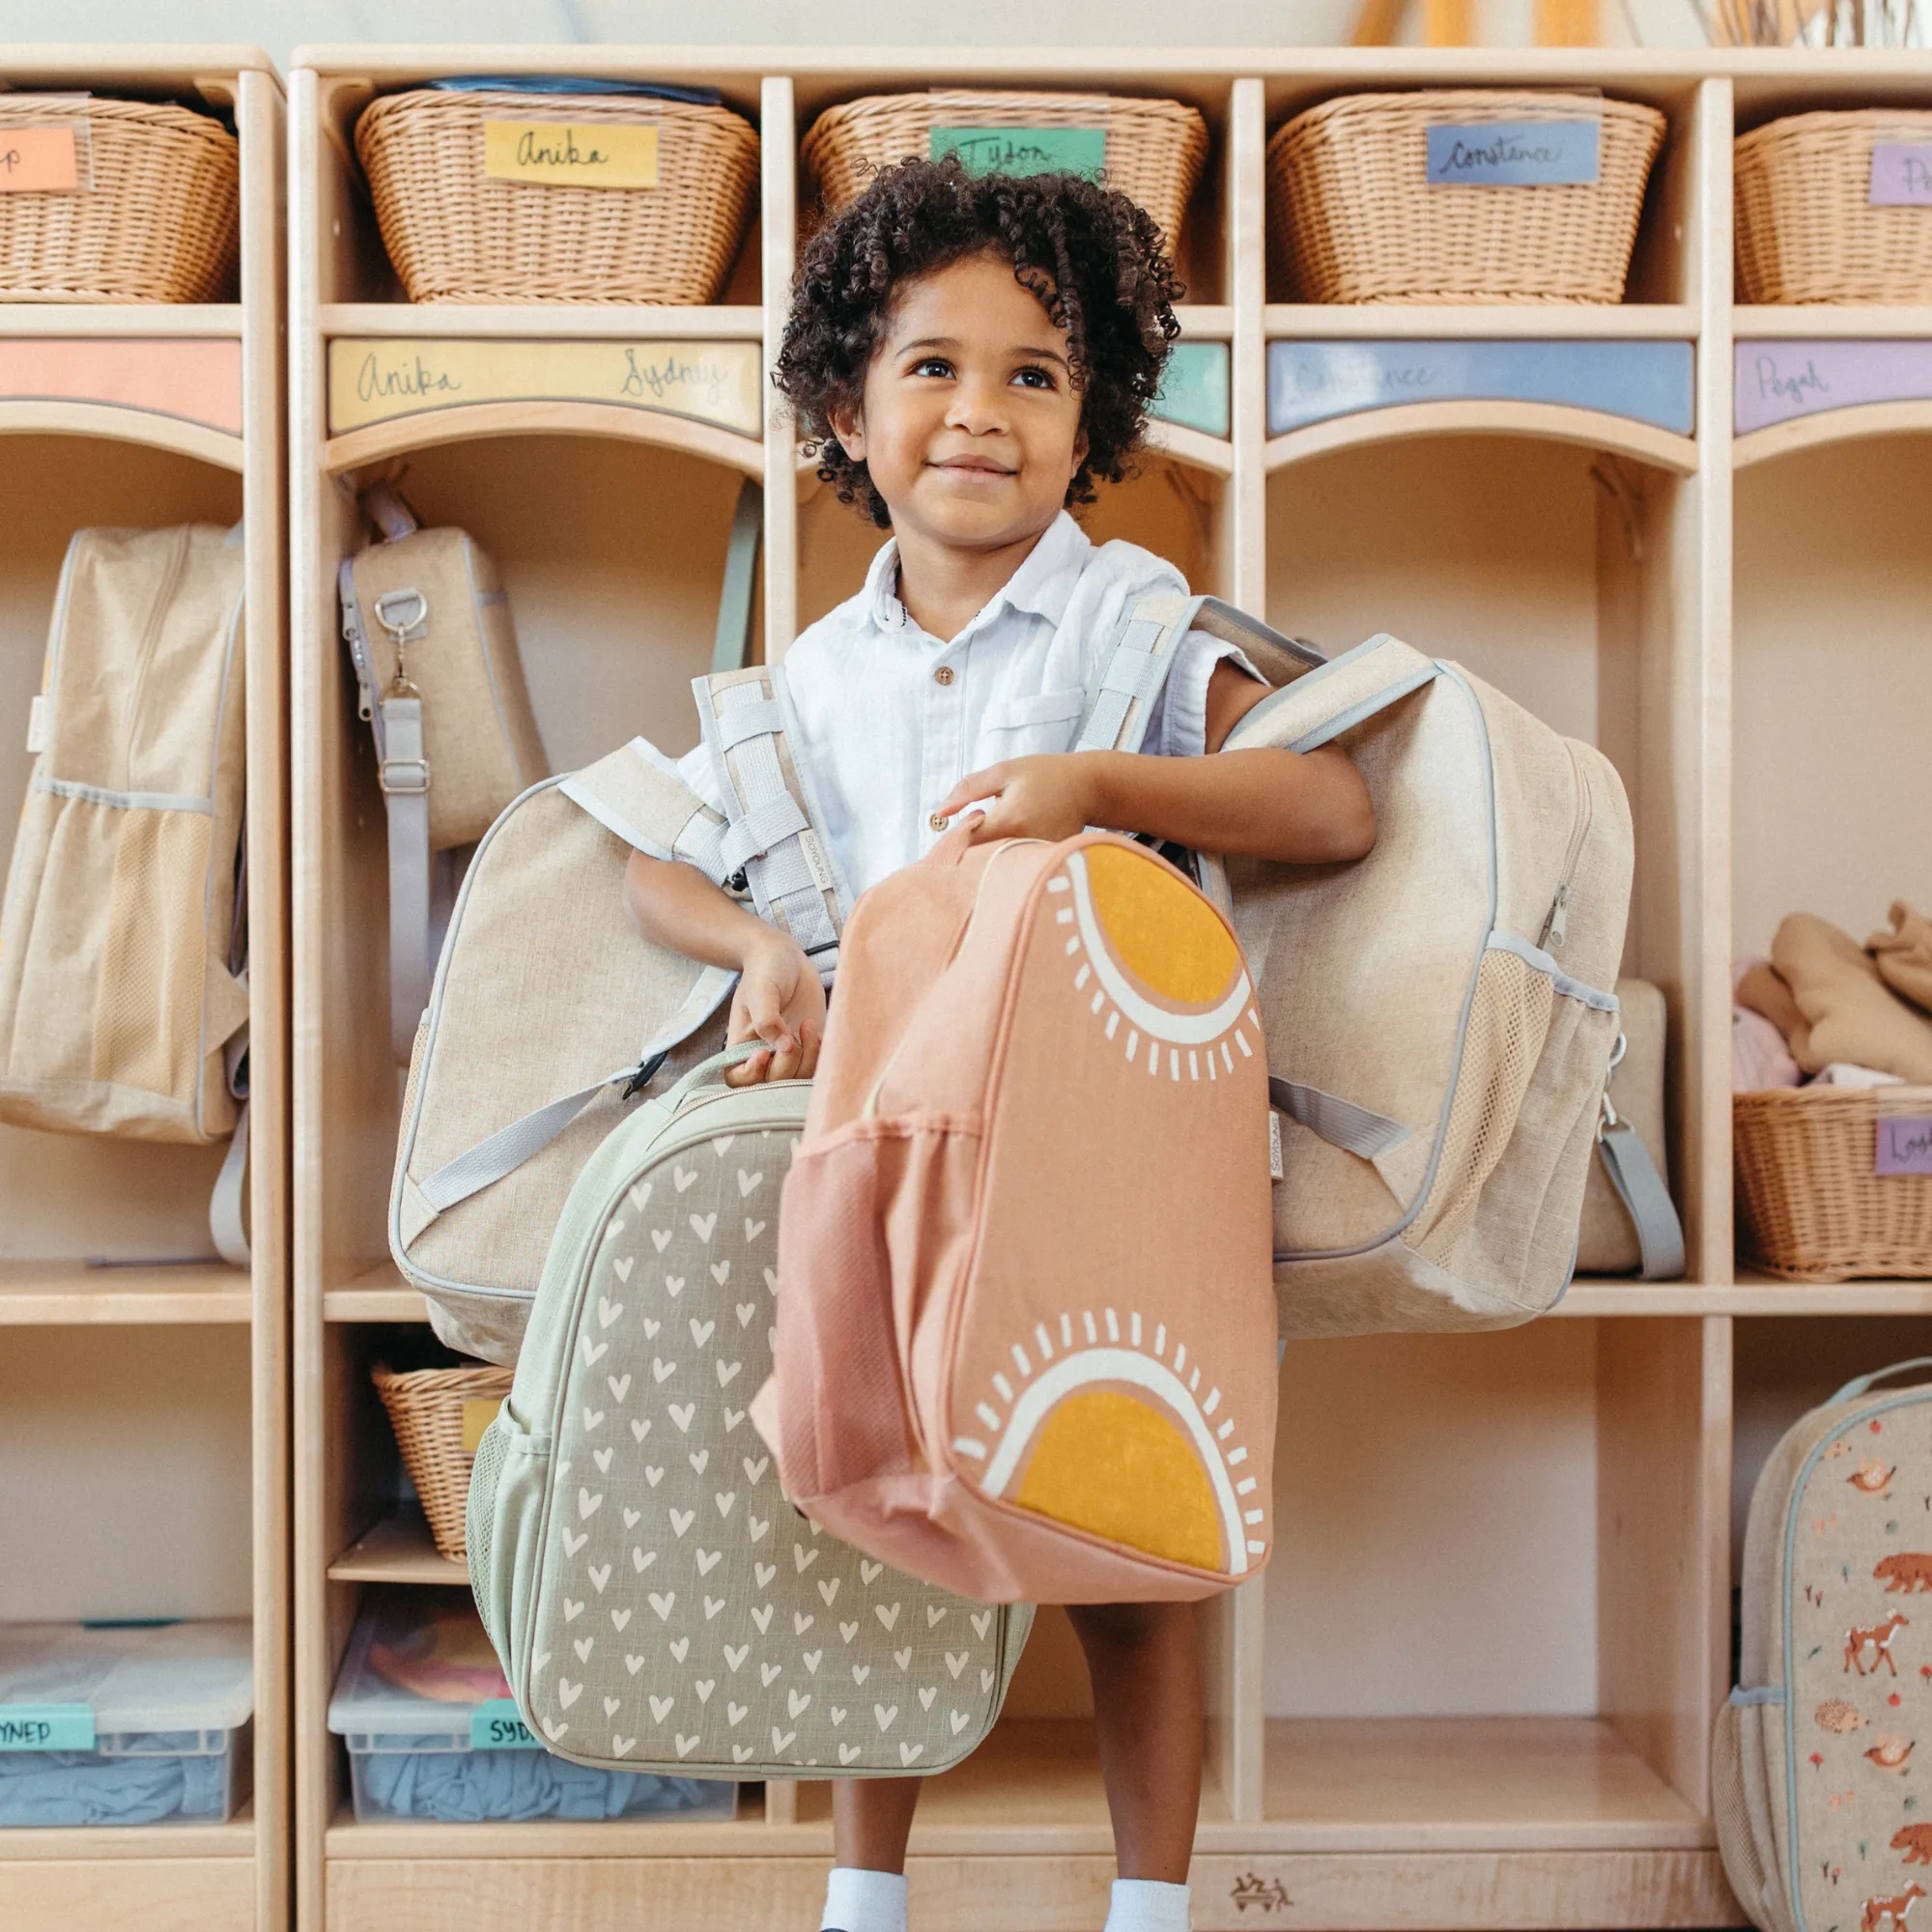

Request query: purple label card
[
  {"left": 1870, "top": 145, "right": 1932, "bottom": 207},
  {"left": 1735, "top": 339, "right": 1932, "bottom": 434},
  {"left": 1876, "top": 1117, "right": 1932, "bottom": 1177}
]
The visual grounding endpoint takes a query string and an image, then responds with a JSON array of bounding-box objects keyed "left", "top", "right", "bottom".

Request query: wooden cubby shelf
[
  {"left": 285, "top": 42, "right": 1932, "bottom": 1932},
  {"left": 0, "top": 43, "right": 289, "bottom": 1932}
]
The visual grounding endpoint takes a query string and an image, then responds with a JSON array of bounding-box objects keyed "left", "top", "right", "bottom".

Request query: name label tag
[
  {"left": 484, "top": 120, "right": 660, "bottom": 189},
  {"left": 460, "top": 1397, "right": 499, "bottom": 1454},
  {"left": 931, "top": 126, "right": 1106, "bottom": 180},
  {"left": 0, "top": 126, "right": 79, "bottom": 193},
  {"left": 470, "top": 1699, "right": 539, "bottom": 1749},
  {"left": 1877, "top": 1118, "right": 1932, "bottom": 1177},
  {"left": 1426, "top": 119, "right": 1600, "bottom": 186},
  {"left": 1869, "top": 144, "right": 1932, "bottom": 206},
  {"left": 0, "top": 1704, "right": 96, "bottom": 1750},
  {"left": 26, "top": 694, "right": 49, "bottom": 754}
]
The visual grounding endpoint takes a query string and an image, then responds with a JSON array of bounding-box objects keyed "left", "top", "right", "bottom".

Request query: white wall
[{"left": 0, "top": 0, "right": 1711, "bottom": 67}]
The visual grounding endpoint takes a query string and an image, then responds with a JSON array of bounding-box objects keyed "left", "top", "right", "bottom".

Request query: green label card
[
  {"left": 469, "top": 1699, "right": 539, "bottom": 1750},
  {"left": 0, "top": 1704, "right": 96, "bottom": 1751},
  {"left": 1152, "top": 341, "right": 1230, "bottom": 438},
  {"left": 931, "top": 126, "right": 1106, "bottom": 180}
]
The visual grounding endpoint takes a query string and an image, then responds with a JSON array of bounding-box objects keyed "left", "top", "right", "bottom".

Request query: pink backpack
[{"left": 749, "top": 829, "right": 1277, "bottom": 1605}]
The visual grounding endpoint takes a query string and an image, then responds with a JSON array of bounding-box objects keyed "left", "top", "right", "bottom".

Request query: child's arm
[
  {"left": 623, "top": 853, "right": 825, "bottom": 1086},
  {"left": 935, "top": 661, "right": 1376, "bottom": 863}
]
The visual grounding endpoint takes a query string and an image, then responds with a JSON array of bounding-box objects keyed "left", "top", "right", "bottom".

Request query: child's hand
[
  {"left": 725, "top": 931, "right": 826, "bottom": 1085},
  {"left": 934, "top": 754, "right": 1100, "bottom": 846}
]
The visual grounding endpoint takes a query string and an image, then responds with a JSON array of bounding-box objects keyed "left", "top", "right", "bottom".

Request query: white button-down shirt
[{"left": 677, "top": 511, "right": 1256, "bottom": 899}]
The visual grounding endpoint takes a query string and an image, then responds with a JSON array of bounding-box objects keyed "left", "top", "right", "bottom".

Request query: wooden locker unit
[
  {"left": 289, "top": 42, "right": 1932, "bottom": 1932},
  {"left": 0, "top": 45, "right": 289, "bottom": 1932}
]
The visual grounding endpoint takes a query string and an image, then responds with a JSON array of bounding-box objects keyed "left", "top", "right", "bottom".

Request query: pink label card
[{"left": 1876, "top": 1119, "right": 1932, "bottom": 1178}]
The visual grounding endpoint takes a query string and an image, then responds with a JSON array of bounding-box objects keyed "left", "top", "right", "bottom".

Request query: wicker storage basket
[
  {"left": 1735, "top": 1086, "right": 1932, "bottom": 1283},
  {"left": 0, "top": 96, "right": 238, "bottom": 302},
  {"left": 802, "top": 91, "right": 1208, "bottom": 250},
  {"left": 1736, "top": 110, "right": 1932, "bottom": 304},
  {"left": 1267, "top": 90, "right": 1665, "bottom": 304},
  {"left": 372, "top": 1365, "right": 514, "bottom": 1560},
  {"left": 355, "top": 89, "right": 759, "bottom": 304}
]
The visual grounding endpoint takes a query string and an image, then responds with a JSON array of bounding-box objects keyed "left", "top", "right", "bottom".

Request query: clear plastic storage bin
[
  {"left": 0, "top": 1619, "right": 252, "bottom": 1828},
  {"left": 327, "top": 1590, "right": 735, "bottom": 1824}
]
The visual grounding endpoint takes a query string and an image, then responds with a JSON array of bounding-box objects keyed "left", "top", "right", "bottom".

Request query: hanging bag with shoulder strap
[
  {"left": 338, "top": 482, "right": 549, "bottom": 1062},
  {"left": 0, "top": 524, "right": 253, "bottom": 1263}
]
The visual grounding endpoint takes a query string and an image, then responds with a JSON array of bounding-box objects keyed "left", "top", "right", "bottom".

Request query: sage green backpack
[{"left": 467, "top": 1047, "right": 1032, "bottom": 1778}]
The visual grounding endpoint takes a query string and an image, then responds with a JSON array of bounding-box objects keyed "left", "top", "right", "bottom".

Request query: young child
[{"left": 626, "top": 157, "right": 1374, "bottom": 1932}]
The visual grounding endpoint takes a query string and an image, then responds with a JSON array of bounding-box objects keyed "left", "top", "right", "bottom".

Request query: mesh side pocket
[
  {"left": 466, "top": 1423, "right": 508, "bottom": 1605},
  {"left": 93, "top": 805, "right": 212, "bottom": 1104},
  {"left": 1410, "top": 947, "right": 1554, "bottom": 1266}
]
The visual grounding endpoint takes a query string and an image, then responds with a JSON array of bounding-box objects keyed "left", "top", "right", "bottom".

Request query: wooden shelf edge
[
  {"left": 1735, "top": 305, "right": 1932, "bottom": 340},
  {"left": 1734, "top": 398, "right": 1932, "bottom": 469},
  {"left": 323, "top": 402, "right": 764, "bottom": 477},
  {"left": 0, "top": 399, "right": 243, "bottom": 470},
  {"left": 327, "top": 1508, "right": 468, "bottom": 1585},
  {"left": 0, "top": 1259, "right": 251, "bottom": 1325},
  {"left": 0, "top": 1810, "right": 254, "bottom": 1861},
  {"left": 322, "top": 303, "right": 764, "bottom": 340},
  {"left": 0, "top": 304, "right": 244, "bottom": 339},
  {"left": 1264, "top": 303, "right": 1697, "bottom": 341},
  {"left": 1264, "top": 400, "right": 1698, "bottom": 475}
]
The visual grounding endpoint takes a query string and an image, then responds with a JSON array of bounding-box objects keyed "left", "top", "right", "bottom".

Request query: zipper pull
[
  {"left": 1539, "top": 885, "right": 1569, "bottom": 952},
  {"left": 339, "top": 593, "right": 375, "bottom": 722}
]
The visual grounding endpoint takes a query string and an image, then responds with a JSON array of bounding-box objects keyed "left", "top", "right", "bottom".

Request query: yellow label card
[
  {"left": 484, "top": 120, "right": 659, "bottom": 189},
  {"left": 461, "top": 1398, "right": 500, "bottom": 1455},
  {"left": 328, "top": 338, "right": 764, "bottom": 440}
]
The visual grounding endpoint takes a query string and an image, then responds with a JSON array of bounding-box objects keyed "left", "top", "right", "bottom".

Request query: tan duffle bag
[
  {"left": 1575, "top": 977, "right": 1684, "bottom": 1280},
  {"left": 339, "top": 484, "right": 549, "bottom": 1062}
]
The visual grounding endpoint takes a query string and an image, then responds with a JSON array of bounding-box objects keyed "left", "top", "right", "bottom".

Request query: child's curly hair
[{"left": 775, "top": 156, "right": 1183, "bottom": 528}]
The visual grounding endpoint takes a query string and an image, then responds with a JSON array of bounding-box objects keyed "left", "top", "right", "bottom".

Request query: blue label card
[
  {"left": 930, "top": 127, "right": 1106, "bottom": 181},
  {"left": 1152, "top": 341, "right": 1230, "bottom": 438},
  {"left": 0, "top": 1704, "right": 96, "bottom": 1751},
  {"left": 469, "top": 1699, "right": 539, "bottom": 1750},
  {"left": 1869, "top": 145, "right": 1932, "bottom": 206},
  {"left": 1426, "top": 120, "right": 1601, "bottom": 186},
  {"left": 1267, "top": 339, "right": 1693, "bottom": 440}
]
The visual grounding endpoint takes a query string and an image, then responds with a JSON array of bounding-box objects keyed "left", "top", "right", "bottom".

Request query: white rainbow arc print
[
  {"left": 951, "top": 1305, "right": 1266, "bottom": 1577},
  {"left": 1054, "top": 846, "right": 1260, "bottom": 1081},
  {"left": 948, "top": 840, "right": 1268, "bottom": 1577}
]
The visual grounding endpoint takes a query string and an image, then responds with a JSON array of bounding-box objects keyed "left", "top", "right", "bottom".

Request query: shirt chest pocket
[{"left": 979, "top": 687, "right": 1085, "bottom": 758}]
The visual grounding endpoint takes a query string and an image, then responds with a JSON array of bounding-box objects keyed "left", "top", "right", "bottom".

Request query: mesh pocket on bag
[{"left": 1410, "top": 946, "right": 1554, "bottom": 1265}]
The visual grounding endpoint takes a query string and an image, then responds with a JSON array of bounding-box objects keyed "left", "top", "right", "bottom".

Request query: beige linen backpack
[
  {"left": 0, "top": 524, "right": 252, "bottom": 1260},
  {"left": 1080, "top": 598, "right": 1639, "bottom": 1334}
]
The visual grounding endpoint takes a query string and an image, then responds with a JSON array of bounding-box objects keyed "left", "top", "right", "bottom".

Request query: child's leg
[
  {"left": 1068, "top": 1601, "right": 1202, "bottom": 1929},
  {"left": 821, "top": 1776, "right": 921, "bottom": 1931}
]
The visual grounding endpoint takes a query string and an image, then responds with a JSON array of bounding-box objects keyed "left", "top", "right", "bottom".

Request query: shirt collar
[{"left": 863, "top": 510, "right": 1092, "bottom": 639}]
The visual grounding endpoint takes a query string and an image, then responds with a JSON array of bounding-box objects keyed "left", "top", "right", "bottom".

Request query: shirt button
[
  {"left": 929, "top": 812, "right": 949, "bottom": 832},
  {"left": 933, "top": 666, "right": 954, "bottom": 686}
]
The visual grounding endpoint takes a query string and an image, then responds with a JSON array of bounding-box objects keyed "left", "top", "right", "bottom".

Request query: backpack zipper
[
  {"left": 339, "top": 566, "right": 376, "bottom": 723},
  {"left": 1537, "top": 740, "right": 1593, "bottom": 954},
  {"left": 121, "top": 529, "right": 190, "bottom": 792}
]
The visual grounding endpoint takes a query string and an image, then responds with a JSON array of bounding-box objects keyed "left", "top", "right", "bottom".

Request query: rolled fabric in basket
[
  {"left": 1869, "top": 901, "right": 1932, "bottom": 1015},
  {"left": 1772, "top": 914, "right": 1932, "bottom": 1086}
]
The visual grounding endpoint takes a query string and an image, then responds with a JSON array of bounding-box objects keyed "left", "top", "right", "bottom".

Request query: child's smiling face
[{"left": 829, "top": 250, "right": 1088, "bottom": 555}]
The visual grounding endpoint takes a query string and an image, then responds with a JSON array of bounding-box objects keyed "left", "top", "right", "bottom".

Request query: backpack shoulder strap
[
  {"left": 1073, "top": 592, "right": 1327, "bottom": 756},
  {"left": 1221, "top": 632, "right": 1439, "bottom": 755},
  {"left": 559, "top": 735, "right": 730, "bottom": 881},
  {"left": 694, "top": 665, "right": 850, "bottom": 975}
]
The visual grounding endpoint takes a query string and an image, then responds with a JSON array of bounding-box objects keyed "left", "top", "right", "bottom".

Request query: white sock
[
  {"left": 1104, "top": 1877, "right": 1191, "bottom": 1932},
  {"left": 821, "top": 1866, "right": 908, "bottom": 1932}
]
